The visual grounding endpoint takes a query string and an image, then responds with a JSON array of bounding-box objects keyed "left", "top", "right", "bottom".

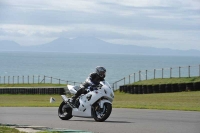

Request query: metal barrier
[
  {"left": 0, "top": 87, "right": 68, "bottom": 94},
  {"left": 119, "top": 82, "right": 200, "bottom": 94},
  {"left": 0, "top": 75, "right": 82, "bottom": 86},
  {"left": 113, "top": 64, "right": 200, "bottom": 90}
]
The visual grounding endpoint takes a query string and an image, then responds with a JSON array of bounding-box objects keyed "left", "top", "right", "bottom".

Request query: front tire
[
  {"left": 92, "top": 103, "right": 112, "bottom": 122},
  {"left": 58, "top": 101, "right": 73, "bottom": 120}
]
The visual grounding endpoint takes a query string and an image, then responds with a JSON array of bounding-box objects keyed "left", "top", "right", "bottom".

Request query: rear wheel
[
  {"left": 92, "top": 103, "right": 112, "bottom": 122},
  {"left": 58, "top": 101, "right": 73, "bottom": 120}
]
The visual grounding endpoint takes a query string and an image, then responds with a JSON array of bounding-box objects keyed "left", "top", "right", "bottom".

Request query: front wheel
[
  {"left": 58, "top": 101, "right": 73, "bottom": 120},
  {"left": 92, "top": 103, "right": 112, "bottom": 122}
]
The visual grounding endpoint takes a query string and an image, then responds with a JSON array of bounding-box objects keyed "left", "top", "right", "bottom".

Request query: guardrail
[
  {"left": 113, "top": 64, "right": 200, "bottom": 90},
  {"left": 0, "top": 75, "right": 82, "bottom": 86},
  {"left": 0, "top": 87, "right": 66, "bottom": 94},
  {"left": 119, "top": 82, "right": 200, "bottom": 94}
]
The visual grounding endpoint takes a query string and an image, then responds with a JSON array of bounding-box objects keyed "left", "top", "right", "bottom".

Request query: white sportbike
[{"left": 58, "top": 81, "right": 114, "bottom": 122}]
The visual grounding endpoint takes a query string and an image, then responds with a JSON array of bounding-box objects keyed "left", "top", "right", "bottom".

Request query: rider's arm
[
  {"left": 100, "top": 77, "right": 105, "bottom": 81},
  {"left": 85, "top": 73, "right": 96, "bottom": 85}
]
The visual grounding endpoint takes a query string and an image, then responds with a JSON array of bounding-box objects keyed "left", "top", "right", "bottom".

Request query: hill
[
  {"left": 0, "top": 40, "right": 22, "bottom": 51},
  {"left": 0, "top": 37, "right": 200, "bottom": 56}
]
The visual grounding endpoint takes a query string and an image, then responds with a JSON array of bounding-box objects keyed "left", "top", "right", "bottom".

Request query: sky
[{"left": 0, "top": 0, "right": 200, "bottom": 50}]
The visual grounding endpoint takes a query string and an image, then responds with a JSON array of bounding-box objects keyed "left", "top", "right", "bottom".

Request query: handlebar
[{"left": 89, "top": 84, "right": 103, "bottom": 91}]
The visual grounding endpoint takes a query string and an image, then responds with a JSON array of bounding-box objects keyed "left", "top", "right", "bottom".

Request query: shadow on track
[{"left": 70, "top": 120, "right": 132, "bottom": 123}]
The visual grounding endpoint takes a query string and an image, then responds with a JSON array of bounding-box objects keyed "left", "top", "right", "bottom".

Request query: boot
[
  {"left": 70, "top": 96, "right": 77, "bottom": 104},
  {"left": 70, "top": 87, "right": 84, "bottom": 104},
  {"left": 70, "top": 93, "right": 80, "bottom": 104}
]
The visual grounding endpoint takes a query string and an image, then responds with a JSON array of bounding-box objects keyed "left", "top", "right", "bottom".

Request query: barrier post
[
  {"left": 139, "top": 71, "right": 141, "bottom": 81},
  {"left": 188, "top": 66, "right": 190, "bottom": 78},
  {"left": 146, "top": 70, "right": 147, "bottom": 80},
  {"left": 8, "top": 76, "right": 10, "bottom": 84},
  {"left": 170, "top": 68, "right": 172, "bottom": 78},
  {"left": 33, "top": 75, "right": 34, "bottom": 83}
]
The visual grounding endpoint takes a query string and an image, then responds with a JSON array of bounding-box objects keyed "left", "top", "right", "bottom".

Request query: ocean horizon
[{"left": 1, "top": 51, "right": 200, "bottom": 86}]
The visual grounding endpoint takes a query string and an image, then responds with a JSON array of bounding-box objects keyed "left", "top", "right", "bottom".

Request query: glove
[
  {"left": 89, "top": 85, "right": 97, "bottom": 91},
  {"left": 89, "top": 87, "right": 94, "bottom": 91}
]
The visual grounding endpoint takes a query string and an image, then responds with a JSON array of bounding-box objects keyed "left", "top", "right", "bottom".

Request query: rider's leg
[
  {"left": 71, "top": 87, "right": 84, "bottom": 103},
  {"left": 71, "top": 82, "right": 90, "bottom": 103}
]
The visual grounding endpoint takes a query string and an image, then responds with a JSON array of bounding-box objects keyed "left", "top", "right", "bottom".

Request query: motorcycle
[{"left": 58, "top": 81, "right": 114, "bottom": 122}]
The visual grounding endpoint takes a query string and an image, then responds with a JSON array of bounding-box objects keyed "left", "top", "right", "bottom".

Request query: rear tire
[
  {"left": 92, "top": 103, "right": 112, "bottom": 122},
  {"left": 58, "top": 101, "right": 73, "bottom": 120}
]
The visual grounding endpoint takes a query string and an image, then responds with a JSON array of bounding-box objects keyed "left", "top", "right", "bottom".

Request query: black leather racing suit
[{"left": 72, "top": 72, "right": 105, "bottom": 100}]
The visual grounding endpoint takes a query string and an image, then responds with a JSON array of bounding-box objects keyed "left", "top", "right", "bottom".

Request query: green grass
[
  {"left": 0, "top": 126, "right": 25, "bottom": 133},
  {"left": 0, "top": 91, "right": 200, "bottom": 111},
  {"left": 0, "top": 94, "right": 64, "bottom": 107},
  {"left": 113, "top": 91, "right": 200, "bottom": 111},
  {"left": 0, "top": 83, "right": 66, "bottom": 87},
  {"left": 0, "top": 77, "right": 200, "bottom": 111},
  {"left": 132, "top": 77, "right": 200, "bottom": 85},
  {"left": 0, "top": 126, "right": 59, "bottom": 133}
]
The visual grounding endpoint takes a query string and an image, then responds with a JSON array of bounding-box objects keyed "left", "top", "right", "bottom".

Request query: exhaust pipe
[
  {"left": 61, "top": 95, "right": 68, "bottom": 103},
  {"left": 61, "top": 95, "right": 75, "bottom": 108}
]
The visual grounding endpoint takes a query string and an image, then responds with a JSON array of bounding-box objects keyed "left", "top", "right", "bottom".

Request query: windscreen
[{"left": 101, "top": 81, "right": 112, "bottom": 89}]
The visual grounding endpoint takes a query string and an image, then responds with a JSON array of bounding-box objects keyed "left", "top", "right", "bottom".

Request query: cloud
[
  {"left": 1, "top": 23, "right": 200, "bottom": 50},
  {"left": 1, "top": 0, "right": 199, "bottom": 29},
  {"left": 0, "top": 0, "right": 101, "bottom": 13},
  {"left": 0, "top": 0, "right": 200, "bottom": 50},
  {"left": 0, "top": 23, "right": 156, "bottom": 40}
]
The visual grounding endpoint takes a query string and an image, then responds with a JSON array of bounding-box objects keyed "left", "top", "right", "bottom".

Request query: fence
[
  {"left": 0, "top": 87, "right": 66, "bottom": 95},
  {"left": 0, "top": 75, "right": 82, "bottom": 86},
  {"left": 119, "top": 82, "right": 200, "bottom": 94},
  {"left": 1, "top": 65, "right": 200, "bottom": 91},
  {"left": 113, "top": 64, "right": 200, "bottom": 90}
]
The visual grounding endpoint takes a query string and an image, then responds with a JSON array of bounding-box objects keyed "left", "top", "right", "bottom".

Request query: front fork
[{"left": 61, "top": 95, "right": 75, "bottom": 108}]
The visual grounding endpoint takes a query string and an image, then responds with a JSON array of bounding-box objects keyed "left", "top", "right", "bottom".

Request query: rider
[{"left": 71, "top": 66, "right": 106, "bottom": 104}]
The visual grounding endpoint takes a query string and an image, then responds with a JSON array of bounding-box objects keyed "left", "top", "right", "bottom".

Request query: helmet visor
[{"left": 99, "top": 71, "right": 106, "bottom": 77}]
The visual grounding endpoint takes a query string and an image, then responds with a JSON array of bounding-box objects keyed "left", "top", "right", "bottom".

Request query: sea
[{"left": 1, "top": 51, "right": 200, "bottom": 87}]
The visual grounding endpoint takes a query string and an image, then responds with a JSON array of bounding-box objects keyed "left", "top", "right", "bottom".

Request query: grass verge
[
  {"left": 131, "top": 77, "right": 200, "bottom": 85},
  {"left": 113, "top": 91, "right": 200, "bottom": 111},
  {"left": 0, "top": 126, "right": 59, "bottom": 133},
  {"left": 0, "top": 91, "right": 200, "bottom": 111},
  {"left": 0, "top": 126, "right": 25, "bottom": 133}
]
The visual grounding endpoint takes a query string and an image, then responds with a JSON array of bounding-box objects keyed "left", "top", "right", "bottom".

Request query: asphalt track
[{"left": 0, "top": 107, "right": 200, "bottom": 133}]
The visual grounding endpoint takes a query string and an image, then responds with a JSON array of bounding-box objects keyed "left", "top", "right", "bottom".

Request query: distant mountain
[
  {"left": 0, "top": 37, "right": 200, "bottom": 56},
  {"left": 0, "top": 40, "right": 22, "bottom": 51}
]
